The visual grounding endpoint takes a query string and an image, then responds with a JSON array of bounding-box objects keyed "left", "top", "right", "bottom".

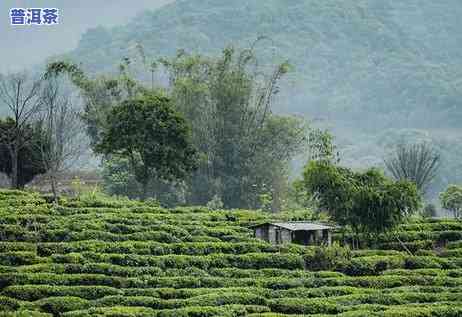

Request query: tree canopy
[
  {"left": 162, "top": 48, "right": 307, "bottom": 209},
  {"left": 95, "top": 92, "right": 197, "bottom": 199},
  {"left": 302, "top": 161, "right": 421, "bottom": 237},
  {"left": 440, "top": 185, "right": 462, "bottom": 219}
]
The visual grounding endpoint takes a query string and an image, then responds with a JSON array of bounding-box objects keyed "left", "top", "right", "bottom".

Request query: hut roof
[{"left": 250, "top": 221, "right": 334, "bottom": 231}]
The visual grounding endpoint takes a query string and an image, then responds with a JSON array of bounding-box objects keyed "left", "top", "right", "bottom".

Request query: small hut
[{"left": 251, "top": 222, "right": 333, "bottom": 246}]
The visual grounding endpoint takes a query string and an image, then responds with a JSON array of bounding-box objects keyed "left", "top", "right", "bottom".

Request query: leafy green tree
[
  {"left": 302, "top": 161, "right": 353, "bottom": 226},
  {"left": 289, "top": 128, "right": 339, "bottom": 210},
  {"left": 302, "top": 161, "right": 421, "bottom": 245},
  {"left": 95, "top": 92, "right": 197, "bottom": 199},
  {"left": 351, "top": 174, "right": 420, "bottom": 235},
  {"left": 162, "top": 47, "right": 307, "bottom": 209},
  {"left": 440, "top": 185, "right": 462, "bottom": 219},
  {"left": 47, "top": 46, "right": 307, "bottom": 209},
  {"left": 0, "top": 118, "right": 49, "bottom": 188}
]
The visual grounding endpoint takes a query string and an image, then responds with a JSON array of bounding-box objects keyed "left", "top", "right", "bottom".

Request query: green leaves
[
  {"left": 95, "top": 92, "right": 197, "bottom": 199},
  {"left": 302, "top": 161, "right": 421, "bottom": 235},
  {"left": 440, "top": 184, "right": 462, "bottom": 219}
]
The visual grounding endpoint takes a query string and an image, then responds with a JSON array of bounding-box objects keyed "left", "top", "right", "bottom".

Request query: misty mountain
[{"left": 62, "top": 0, "right": 462, "bottom": 199}]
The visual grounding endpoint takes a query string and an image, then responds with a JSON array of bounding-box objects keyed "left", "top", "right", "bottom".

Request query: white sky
[{"left": 0, "top": 0, "right": 174, "bottom": 72}]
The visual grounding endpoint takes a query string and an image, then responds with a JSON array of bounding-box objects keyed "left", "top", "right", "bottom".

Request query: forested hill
[{"left": 65, "top": 0, "right": 462, "bottom": 198}]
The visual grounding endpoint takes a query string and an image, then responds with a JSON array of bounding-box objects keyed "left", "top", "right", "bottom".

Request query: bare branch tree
[
  {"left": 37, "top": 77, "right": 87, "bottom": 201},
  {"left": 0, "top": 72, "right": 43, "bottom": 188},
  {"left": 384, "top": 142, "right": 440, "bottom": 195}
]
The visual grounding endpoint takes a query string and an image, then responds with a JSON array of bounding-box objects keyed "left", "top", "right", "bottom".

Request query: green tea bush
[
  {"left": 185, "top": 292, "right": 267, "bottom": 307},
  {"left": 1, "top": 191, "right": 462, "bottom": 316},
  {"left": 0, "top": 296, "right": 20, "bottom": 311},
  {"left": 61, "top": 306, "right": 158, "bottom": 317},
  {"left": 438, "top": 231, "right": 462, "bottom": 242},
  {"left": 32, "top": 296, "right": 90, "bottom": 314},
  {"left": 93, "top": 295, "right": 174, "bottom": 309},
  {"left": 0, "top": 311, "right": 52, "bottom": 317},
  {"left": 2, "top": 285, "right": 122, "bottom": 301},
  {"left": 341, "top": 256, "right": 405, "bottom": 276},
  {"left": 269, "top": 297, "right": 339, "bottom": 314},
  {"left": 155, "top": 305, "right": 270, "bottom": 317},
  {"left": 304, "top": 244, "right": 352, "bottom": 271},
  {"left": 0, "top": 252, "right": 46, "bottom": 266}
]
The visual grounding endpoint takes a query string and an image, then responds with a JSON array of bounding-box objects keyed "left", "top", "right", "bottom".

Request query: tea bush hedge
[{"left": 0, "top": 190, "right": 461, "bottom": 316}]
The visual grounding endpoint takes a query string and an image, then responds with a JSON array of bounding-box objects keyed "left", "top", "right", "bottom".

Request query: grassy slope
[{"left": 0, "top": 190, "right": 462, "bottom": 316}]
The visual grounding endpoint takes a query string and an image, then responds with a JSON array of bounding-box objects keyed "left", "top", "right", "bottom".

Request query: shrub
[
  {"left": 62, "top": 306, "right": 157, "bottom": 317},
  {"left": 269, "top": 298, "right": 339, "bottom": 314},
  {"left": 342, "top": 256, "right": 405, "bottom": 276},
  {"left": 0, "top": 312, "right": 51, "bottom": 317},
  {"left": 304, "top": 244, "right": 352, "bottom": 271},
  {"left": 2, "top": 285, "right": 122, "bottom": 301},
  {"left": 438, "top": 231, "right": 462, "bottom": 242},
  {"left": 33, "top": 296, "right": 90, "bottom": 315},
  {"left": 0, "top": 296, "right": 20, "bottom": 311},
  {"left": 185, "top": 292, "right": 267, "bottom": 307}
]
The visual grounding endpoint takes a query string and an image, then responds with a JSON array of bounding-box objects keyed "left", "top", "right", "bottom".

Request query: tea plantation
[{"left": 1, "top": 190, "right": 462, "bottom": 316}]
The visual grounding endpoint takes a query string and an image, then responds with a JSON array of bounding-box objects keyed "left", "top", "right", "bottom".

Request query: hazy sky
[{"left": 0, "top": 0, "right": 173, "bottom": 73}]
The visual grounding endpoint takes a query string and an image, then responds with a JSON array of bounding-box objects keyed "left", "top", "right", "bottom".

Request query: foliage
[
  {"left": 302, "top": 161, "right": 421, "bottom": 235},
  {"left": 304, "top": 243, "right": 352, "bottom": 271},
  {"left": 1, "top": 190, "right": 462, "bottom": 315},
  {"left": 440, "top": 185, "right": 462, "bottom": 219},
  {"left": 66, "top": 0, "right": 462, "bottom": 126},
  {"left": 161, "top": 47, "right": 307, "bottom": 209},
  {"left": 0, "top": 119, "right": 49, "bottom": 188},
  {"left": 59, "top": 0, "right": 462, "bottom": 204},
  {"left": 101, "top": 156, "right": 185, "bottom": 207},
  {"left": 46, "top": 47, "right": 307, "bottom": 209},
  {"left": 95, "top": 92, "right": 197, "bottom": 199},
  {"left": 45, "top": 60, "right": 143, "bottom": 149}
]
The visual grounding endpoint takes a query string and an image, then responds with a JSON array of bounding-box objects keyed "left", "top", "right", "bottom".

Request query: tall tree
[
  {"left": 46, "top": 45, "right": 307, "bottom": 209},
  {"left": 302, "top": 161, "right": 421, "bottom": 246},
  {"left": 162, "top": 47, "right": 307, "bottom": 208},
  {"left": 45, "top": 60, "right": 142, "bottom": 149},
  {"left": 36, "top": 76, "right": 87, "bottom": 201},
  {"left": 440, "top": 184, "right": 462, "bottom": 219},
  {"left": 0, "top": 73, "right": 43, "bottom": 188},
  {"left": 384, "top": 142, "right": 440, "bottom": 195},
  {"left": 95, "top": 92, "right": 197, "bottom": 199}
]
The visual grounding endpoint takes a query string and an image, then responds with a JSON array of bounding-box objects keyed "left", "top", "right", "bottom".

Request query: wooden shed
[{"left": 251, "top": 222, "right": 333, "bottom": 246}]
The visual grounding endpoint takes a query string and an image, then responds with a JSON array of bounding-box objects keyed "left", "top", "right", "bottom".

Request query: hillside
[
  {"left": 69, "top": 0, "right": 462, "bottom": 126},
  {"left": 1, "top": 190, "right": 462, "bottom": 316},
  {"left": 62, "top": 0, "right": 462, "bottom": 199}
]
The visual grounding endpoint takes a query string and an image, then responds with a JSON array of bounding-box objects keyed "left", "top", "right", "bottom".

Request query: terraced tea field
[{"left": 1, "top": 190, "right": 462, "bottom": 316}]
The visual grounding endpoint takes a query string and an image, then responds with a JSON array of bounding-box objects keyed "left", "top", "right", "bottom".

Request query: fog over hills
[{"left": 3, "top": 0, "right": 461, "bottom": 200}]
